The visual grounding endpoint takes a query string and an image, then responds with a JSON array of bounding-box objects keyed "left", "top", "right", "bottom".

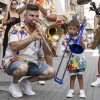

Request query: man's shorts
[
  {"left": 7, "top": 60, "right": 50, "bottom": 77},
  {"left": 69, "top": 68, "right": 85, "bottom": 76}
]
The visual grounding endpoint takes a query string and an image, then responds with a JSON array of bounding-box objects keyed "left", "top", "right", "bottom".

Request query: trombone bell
[
  {"left": 45, "top": 24, "right": 63, "bottom": 42},
  {"left": 69, "top": 44, "right": 84, "bottom": 54}
]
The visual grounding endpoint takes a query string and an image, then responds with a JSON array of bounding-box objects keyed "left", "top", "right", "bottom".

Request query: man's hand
[{"left": 31, "top": 29, "right": 42, "bottom": 40}]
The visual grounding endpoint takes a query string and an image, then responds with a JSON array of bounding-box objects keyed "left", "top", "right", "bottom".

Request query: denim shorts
[
  {"left": 7, "top": 60, "right": 50, "bottom": 77},
  {"left": 69, "top": 68, "right": 85, "bottom": 76}
]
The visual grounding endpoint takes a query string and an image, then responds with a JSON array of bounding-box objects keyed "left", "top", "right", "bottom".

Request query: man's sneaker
[
  {"left": 38, "top": 81, "right": 45, "bottom": 85},
  {"left": 79, "top": 89, "right": 86, "bottom": 98},
  {"left": 66, "top": 89, "right": 74, "bottom": 98},
  {"left": 91, "top": 78, "right": 100, "bottom": 87},
  {"left": 9, "top": 83, "right": 23, "bottom": 98},
  {"left": 20, "top": 79, "right": 36, "bottom": 96}
]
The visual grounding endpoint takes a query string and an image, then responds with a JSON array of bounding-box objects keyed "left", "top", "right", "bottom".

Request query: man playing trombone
[{"left": 2, "top": 4, "right": 55, "bottom": 98}]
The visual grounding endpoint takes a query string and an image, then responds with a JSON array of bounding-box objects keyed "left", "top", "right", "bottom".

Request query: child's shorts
[{"left": 69, "top": 68, "right": 85, "bottom": 76}]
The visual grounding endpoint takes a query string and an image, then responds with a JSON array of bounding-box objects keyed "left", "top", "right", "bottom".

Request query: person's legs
[
  {"left": 77, "top": 74, "right": 86, "bottom": 98},
  {"left": 77, "top": 74, "right": 83, "bottom": 89},
  {"left": 91, "top": 46, "right": 100, "bottom": 86},
  {"left": 98, "top": 56, "right": 100, "bottom": 77},
  {"left": 27, "top": 64, "right": 55, "bottom": 82},
  {"left": 19, "top": 61, "right": 55, "bottom": 96},
  {"left": 70, "top": 75, "right": 76, "bottom": 89},
  {"left": 66, "top": 75, "right": 76, "bottom": 98},
  {"left": 77, "top": 68, "right": 86, "bottom": 98},
  {"left": 7, "top": 61, "right": 29, "bottom": 97},
  {"left": 66, "top": 70, "right": 77, "bottom": 98}
]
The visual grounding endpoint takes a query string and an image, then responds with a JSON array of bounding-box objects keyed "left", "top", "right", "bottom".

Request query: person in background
[
  {"left": 56, "top": 23, "right": 68, "bottom": 56},
  {"left": 2, "top": 4, "right": 55, "bottom": 98},
  {"left": 2, "top": 0, "right": 33, "bottom": 57},
  {"left": 34, "top": 0, "right": 57, "bottom": 85},
  {"left": 62, "top": 20, "right": 86, "bottom": 98},
  {"left": 91, "top": 14, "right": 100, "bottom": 86}
]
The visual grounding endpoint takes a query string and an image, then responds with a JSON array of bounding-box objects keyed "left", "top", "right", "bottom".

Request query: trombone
[
  {"left": 32, "top": 20, "right": 63, "bottom": 55},
  {"left": 39, "top": 19, "right": 63, "bottom": 42},
  {"left": 54, "top": 25, "right": 85, "bottom": 84}
]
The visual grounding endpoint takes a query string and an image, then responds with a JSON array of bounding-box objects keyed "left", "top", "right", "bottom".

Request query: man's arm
[
  {"left": 10, "top": 36, "right": 34, "bottom": 52},
  {"left": 17, "top": 0, "right": 33, "bottom": 14},
  {"left": 35, "top": 1, "right": 57, "bottom": 22},
  {"left": 10, "top": 29, "right": 42, "bottom": 52},
  {"left": 42, "top": 37, "right": 53, "bottom": 66},
  {"left": 38, "top": 4, "right": 47, "bottom": 16},
  {"left": 44, "top": 14, "right": 57, "bottom": 22}
]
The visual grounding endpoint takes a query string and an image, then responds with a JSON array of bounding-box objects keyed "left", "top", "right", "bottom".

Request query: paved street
[{"left": 0, "top": 50, "right": 100, "bottom": 100}]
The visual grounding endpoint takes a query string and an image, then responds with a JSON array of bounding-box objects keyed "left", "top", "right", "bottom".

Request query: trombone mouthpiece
[{"left": 30, "top": 21, "right": 36, "bottom": 27}]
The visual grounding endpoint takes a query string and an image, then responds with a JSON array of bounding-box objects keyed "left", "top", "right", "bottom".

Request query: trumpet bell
[
  {"left": 69, "top": 44, "right": 84, "bottom": 54},
  {"left": 45, "top": 24, "right": 63, "bottom": 42}
]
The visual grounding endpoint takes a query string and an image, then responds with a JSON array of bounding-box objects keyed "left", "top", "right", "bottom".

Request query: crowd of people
[{"left": 0, "top": 0, "right": 100, "bottom": 99}]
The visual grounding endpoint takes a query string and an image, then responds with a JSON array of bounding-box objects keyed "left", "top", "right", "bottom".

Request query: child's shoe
[
  {"left": 79, "top": 89, "right": 86, "bottom": 98},
  {"left": 66, "top": 89, "right": 74, "bottom": 98}
]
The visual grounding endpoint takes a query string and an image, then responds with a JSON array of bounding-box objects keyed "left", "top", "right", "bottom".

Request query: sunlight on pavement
[
  {"left": 84, "top": 49, "right": 99, "bottom": 57},
  {"left": 92, "top": 50, "right": 99, "bottom": 57}
]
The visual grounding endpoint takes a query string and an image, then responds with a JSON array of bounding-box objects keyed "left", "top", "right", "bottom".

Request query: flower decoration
[
  {"left": 12, "top": 29, "right": 18, "bottom": 34},
  {"left": 20, "top": 30, "right": 26, "bottom": 35},
  {"left": 18, "top": 0, "right": 28, "bottom": 5}
]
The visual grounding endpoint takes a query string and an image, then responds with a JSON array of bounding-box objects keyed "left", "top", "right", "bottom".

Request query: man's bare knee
[
  {"left": 43, "top": 67, "right": 55, "bottom": 78},
  {"left": 13, "top": 64, "right": 28, "bottom": 76}
]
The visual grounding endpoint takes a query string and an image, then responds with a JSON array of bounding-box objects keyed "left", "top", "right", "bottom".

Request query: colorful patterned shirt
[
  {"left": 3, "top": 21, "right": 41, "bottom": 69},
  {"left": 62, "top": 35, "right": 87, "bottom": 71}
]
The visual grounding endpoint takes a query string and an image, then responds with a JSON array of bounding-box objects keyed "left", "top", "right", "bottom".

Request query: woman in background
[{"left": 3, "top": 0, "right": 33, "bottom": 57}]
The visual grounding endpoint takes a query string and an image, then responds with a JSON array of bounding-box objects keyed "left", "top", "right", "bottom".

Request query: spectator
[{"left": 91, "top": 14, "right": 100, "bottom": 86}]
